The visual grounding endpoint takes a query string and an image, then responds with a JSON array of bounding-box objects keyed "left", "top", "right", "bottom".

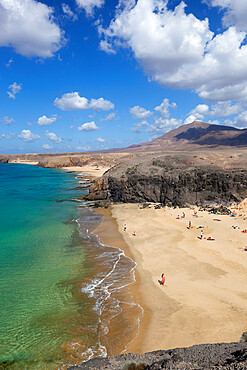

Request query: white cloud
[
  {"left": 42, "top": 143, "right": 53, "bottom": 149},
  {"left": 76, "top": 145, "right": 91, "bottom": 151},
  {"left": 90, "top": 97, "right": 114, "bottom": 111},
  {"left": 100, "top": 0, "right": 247, "bottom": 101},
  {"left": 184, "top": 101, "right": 246, "bottom": 124},
  {"left": 130, "top": 105, "right": 152, "bottom": 119},
  {"left": 184, "top": 104, "right": 209, "bottom": 124},
  {"left": 1, "top": 132, "right": 15, "bottom": 139},
  {"left": 6, "top": 58, "right": 13, "bottom": 67},
  {"left": 78, "top": 121, "right": 99, "bottom": 131},
  {"left": 184, "top": 114, "right": 201, "bottom": 125},
  {"left": 222, "top": 118, "right": 234, "bottom": 126},
  {"left": 18, "top": 129, "right": 40, "bottom": 142},
  {"left": 234, "top": 111, "right": 247, "bottom": 128},
  {"left": 1, "top": 116, "right": 15, "bottom": 125},
  {"left": 7, "top": 82, "right": 22, "bottom": 99},
  {"left": 99, "top": 39, "right": 116, "bottom": 54},
  {"left": 76, "top": 0, "right": 104, "bottom": 16},
  {"left": 62, "top": 3, "right": 77, "bottom": 20},
  {"left": 96, "top": 137, "right": 105, "bottom": 142},
  {"left": 130, "top": 99, "right": 179, "bottom": 134},
  {"left": 37, "top": 115, "right": 57, "bottom": 126},
  {"left": 0, "top": 0, "right": 64, "bottom": 58},
  {"left": 45, "top": 131, "right": 63, "bottom": 143},
  {"left": 191, "top": 104, "right": 209, "bottom": 115},
  {"left": 209, "top": 101, "right": 243, "bottom": 117},
  {"left": 207, "top": 119, "right": 220, "bottom": 125},
  {"left": 224, "top": 111, "right": 247, "bottom": 128},
  {"left": 54, "top": 92, "right": 89, "bottom": 110},
  {"left": 54, "top": 92, "right": 114, "bottom": 111},
  {"left": 210, "top": 0, "right": 247, "bottom": 31},
  {"left": 131, "top": 120, "right": 150, "bottom": 133},
  {"left": 100, "top": 112, "right": 116, "bottom": 121},
  {"left": 147, "top": 117, "right": 182, "bottom": 138},
  {"left": 154, "top": 99, "right": 177, "bottom": 118}
]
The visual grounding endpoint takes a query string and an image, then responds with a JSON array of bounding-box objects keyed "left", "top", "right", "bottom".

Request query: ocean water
[{"left": 0, "top": 164, "right": 143, "bottom": 369}]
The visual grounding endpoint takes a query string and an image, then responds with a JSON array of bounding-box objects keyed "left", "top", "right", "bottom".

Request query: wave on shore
[{"left": 62, "top": 206, "right": 143, "bottom": 365}]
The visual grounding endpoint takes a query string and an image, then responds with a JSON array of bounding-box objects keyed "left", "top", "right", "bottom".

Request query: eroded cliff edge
[
  {"left": 84, "top": 152, "right": 247, "bottom": 207},
  {"left": 70, "top": 334, "right": 247, "bottom": 369}
]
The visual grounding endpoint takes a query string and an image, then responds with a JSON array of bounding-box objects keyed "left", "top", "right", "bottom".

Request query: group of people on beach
[{"left": 123, "top": 224, "right": 136, "bottom": 236}]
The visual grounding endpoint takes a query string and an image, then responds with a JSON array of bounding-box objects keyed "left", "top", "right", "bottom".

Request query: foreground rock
[
  {"left": 85, "top": 152, "right": 247, "bottom": 207},
  {"left": 69, "top": 334, "right": 247, "bottom": 369}
]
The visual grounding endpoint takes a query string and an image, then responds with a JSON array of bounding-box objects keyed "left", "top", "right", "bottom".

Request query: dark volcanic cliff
[{"left": 85, "top": 152, "right": 247, "bottom": 207}]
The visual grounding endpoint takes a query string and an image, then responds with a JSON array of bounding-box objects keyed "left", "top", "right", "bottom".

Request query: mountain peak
[{"left": 125, "top": 121, "right": 246, "bottom": 152}]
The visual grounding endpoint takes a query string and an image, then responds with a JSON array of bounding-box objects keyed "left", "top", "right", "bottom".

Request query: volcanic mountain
[{"left": 125, "top": 121, "right": 247, "bottom": 151}]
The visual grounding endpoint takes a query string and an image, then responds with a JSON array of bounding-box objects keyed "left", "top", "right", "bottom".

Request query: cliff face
[
  {"left": 85, "top": 154, "right": 247, "bottom": 207},
  {"left": 0, "top": 156, "right": 9, "bottom": 163}
]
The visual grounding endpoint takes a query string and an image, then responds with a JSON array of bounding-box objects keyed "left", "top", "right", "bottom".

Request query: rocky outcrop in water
[
  {"left": 85, "top": 154, "right": 247, "bottom": 207},
  {"left": 69, "top": 333, "right": 247, "bottom": 369}
]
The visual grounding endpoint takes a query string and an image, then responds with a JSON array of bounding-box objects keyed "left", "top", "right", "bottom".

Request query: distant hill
[
  {"left": 1, "top": 122, "right": 246, "bottom": 165},
  {"left": 124, "top": 121, "right": 247, "bottom": 152}
]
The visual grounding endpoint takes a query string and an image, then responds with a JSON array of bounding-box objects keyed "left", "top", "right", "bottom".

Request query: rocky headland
[{"left": 84, "top": 150, "right": 247, "bottom": 207}]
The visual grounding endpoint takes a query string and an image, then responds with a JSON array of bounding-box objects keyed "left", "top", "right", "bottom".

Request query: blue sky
[{"left": 1, "top": 0, "right": 247, "bottom": 154}]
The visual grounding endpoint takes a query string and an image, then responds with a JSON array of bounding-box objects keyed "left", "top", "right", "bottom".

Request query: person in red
[{"left": 161, "top": 273, "right": 165, "bottom": 285}]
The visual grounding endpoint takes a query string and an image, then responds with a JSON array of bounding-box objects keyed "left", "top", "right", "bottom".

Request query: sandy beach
[
  {"left": 9, "top": 160, "right": 40, "bottom": 165},
  {"left": 61, "top": 165, "right": 110, "bottom": 177},
  {"left": 8, "top": 161, "right": 110, "bottom": 178},
  {"left": 98, "top": 202, "right": 247, "bottom": 355}
]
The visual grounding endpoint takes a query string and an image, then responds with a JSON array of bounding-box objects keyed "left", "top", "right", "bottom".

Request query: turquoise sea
[
  {"left": 0, "top": 164, "right": 91, "bottom": 368},
  {"left": 0, "top": 163, "right": 143, "bottom": 369}
]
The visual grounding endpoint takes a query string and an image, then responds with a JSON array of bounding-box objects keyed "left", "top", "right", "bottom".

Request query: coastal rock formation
[
  {"left": 85, "top": 153, "right": 247, "bottom": 207},
  {"left": 0, "top": 153, "right": 128, "bottom": 169},
  {"left": 69, "top": 334, "right": 247, "bottom": 369},
  {"left": 0, "top": 156, "right": 9, "bottom": 163}
]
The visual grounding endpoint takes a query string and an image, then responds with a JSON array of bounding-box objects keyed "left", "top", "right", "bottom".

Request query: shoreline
[
  {"left": 93, "top": 207, "right": 151, "bottom": 355},
  {"left": 61, "top": 165, "right": 110, "bottom": 178},
  {"left": 8, "top": 160, "right": 39, "bottom": 165},
  {"left": 7, "top": 161, "right": 110, "bottom": 178},
  {"left": 99, "top": 202, "right": 247, "bottom": 355}
]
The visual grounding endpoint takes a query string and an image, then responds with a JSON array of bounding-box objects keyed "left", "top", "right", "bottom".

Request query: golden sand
[
  {"left": 61, "top": 165, "right": 110, "bottom": 177},
  {"left": 97, "top": 203, "right": 247, "bottom": 354}
]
